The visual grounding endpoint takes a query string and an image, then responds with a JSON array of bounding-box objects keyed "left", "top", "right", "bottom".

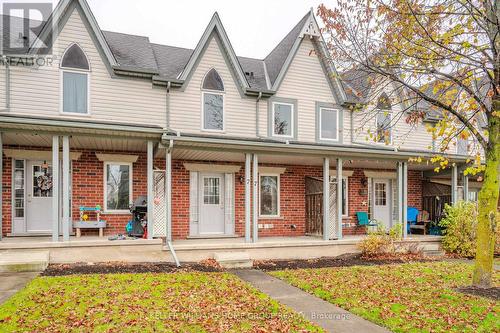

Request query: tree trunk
[{"left": 472, "top": 99, "right": 500, "bottom": 288}]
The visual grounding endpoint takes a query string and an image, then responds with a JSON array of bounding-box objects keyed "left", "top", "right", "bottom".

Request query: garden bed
[
  {"left": 254, "top": 253, "right": 436, "bottom": 271},
  {"left": 41, "top": 259, "right": 223, "bottom": 276}
]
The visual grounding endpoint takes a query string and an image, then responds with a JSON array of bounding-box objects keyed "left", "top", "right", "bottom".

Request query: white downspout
[
  {"left": 255, "top": 92, "right": 262, "bottom": 138},
  {"left": 165, "top": 81, "right": 171, "bottom": 130}
]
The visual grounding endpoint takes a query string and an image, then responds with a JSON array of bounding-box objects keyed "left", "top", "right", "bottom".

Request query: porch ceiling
[
  {"left": 169, "top": 147, "right": 439, "bottom": 170},
  {"left": 2, "top": 132, "right": 149, "bottom": 152}
]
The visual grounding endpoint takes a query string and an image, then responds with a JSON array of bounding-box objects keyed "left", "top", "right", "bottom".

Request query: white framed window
[
  {"left": 376, "top": 111, "right": 392, "bottom": 144},
  {"left": 60, "top": 43, "right": 90, "bottom": 115},
  {"left": 272, "top": 102, "right": 294, "bottom": 138},
  {"left": 456, "top": 137, "right": 469, "bottom": 155},
  {"left": 319, "top": 107, "right": 339, "bottom": 141},
  {"left": 201, "top": 68, "right": 225, "bottom": 132},
  {"left": 104, "top": 162, "right": 132, "bottom": 213},
  {"left": 259, "top": 173, "right": 280, "bottom": 217},
  {"left": 331, "top": 176, "right": 348, "bottom": 217}
]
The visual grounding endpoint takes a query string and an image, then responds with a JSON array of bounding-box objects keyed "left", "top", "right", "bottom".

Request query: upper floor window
[
  {"left": 61, "top": 43, "right": 90, "bottom": 114},
  {"left": 319, "top": 107, "right": 339, "bottom": 141},
  {"left": 202, "top": 69, "right": 224, "bottom": 131},
  {"left": 272, "top": 102, "right": 294, "bottom": 137},
  {"left": 457, "top": 136, "right": 469, "bottom": 155},
  {"left": 376, "top": 93, "right": 392, "bottom": 144}
]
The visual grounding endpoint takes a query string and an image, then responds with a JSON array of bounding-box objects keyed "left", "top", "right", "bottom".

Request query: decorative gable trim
[
  {"left": 30, "top": 0, "right": 117, "bottom": 67},
  {"left": 271, "top": 9, "right": 347, "bottom": 104},
  {"left": 178, "top": 12, "right": 249, "bottom": 92}
]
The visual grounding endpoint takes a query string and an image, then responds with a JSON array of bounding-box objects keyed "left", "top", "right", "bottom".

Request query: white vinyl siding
[
  {"left": 169, "top": 36, "right": 256, "bottom": 137},
  {"left": 260, "top": 39, "right": 341, "bottom": 143},
  {"left": 7, "top": 8, "right": 165, "bottom": 126}
]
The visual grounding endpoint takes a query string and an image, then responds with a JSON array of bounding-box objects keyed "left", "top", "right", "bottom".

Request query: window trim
[
  {"left": 201, "top": 91, "right": 225, "bottom": 132},
  {"left": 319, "top": 107, "right": 340, "bottom": 142},
  {"left": 259, "top": 173, "right": 281, "bottom": 218},
  {"left": 331, "top": 175, "right": 349, "bottom": 217},
  {"left": 375, "top": 110, "right": 393, "bottom": 145},
  {"left": 200, "top": 67, "right": 225, "bottom": 92},
  {"left": 60, "top": 69, "right": 91, "bottom": 116},
  {"left": 271, "top": 101, "right": 294, "bottom": 138},
  {"left": 103, "top": 161, "right": 133, "bottom": 214}
]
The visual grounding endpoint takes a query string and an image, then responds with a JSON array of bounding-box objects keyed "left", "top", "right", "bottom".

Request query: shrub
[
  {"left": 439, "top": 201, "right": 477, "bottom": 257},
  {"left": 358, "top": 233, "right": 392, "bottom": 257},
  {"left": 358, "top": 222, "right": 403, "bottom": 257}
]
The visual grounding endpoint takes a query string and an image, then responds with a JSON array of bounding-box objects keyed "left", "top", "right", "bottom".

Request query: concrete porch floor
[{"left": 0, "top": 234, "right": 442, "bottom": 264}]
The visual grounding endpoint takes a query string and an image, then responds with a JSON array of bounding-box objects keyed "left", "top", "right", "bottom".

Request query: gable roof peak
[{"left": 177, "top": 11, "right": 250, "bottom": 90}]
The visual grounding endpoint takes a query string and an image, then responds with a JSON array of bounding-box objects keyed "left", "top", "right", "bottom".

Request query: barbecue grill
[{"left": 128, "top": 196, "right": 148, "bottom": 237}]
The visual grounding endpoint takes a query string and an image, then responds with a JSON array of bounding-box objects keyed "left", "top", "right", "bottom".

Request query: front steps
[
  {"left": 0, "top": 250, "right": 49, "bottom": 272},
  {"left": 213, "top": 252, "right": 253, "bottom": 269}
]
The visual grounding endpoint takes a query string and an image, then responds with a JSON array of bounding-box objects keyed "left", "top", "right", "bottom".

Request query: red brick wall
[{"left": 1, "top": 147, "right": 424, "bottom": 239}]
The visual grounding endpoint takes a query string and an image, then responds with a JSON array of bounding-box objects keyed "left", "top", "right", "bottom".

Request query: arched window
[
  {"left": 201, "top": 69, "right": 224, "bottom": 131},
  {"left": 376, "top": 93, "right": 392, "bottom": 144},
  {"left": 61, "top": 43, "right": 89, "bottom": 114},
  {"left": 202, "top": 68, "right": 224, "bottom": 91}
]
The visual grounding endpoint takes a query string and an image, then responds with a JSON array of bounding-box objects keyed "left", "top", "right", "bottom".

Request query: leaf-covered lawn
[
  {"left": 271, "top": 262, "right": 499, "bottom": 333},
  {"left": 0, "top": 272, "right": 322, "bottom": 332}
]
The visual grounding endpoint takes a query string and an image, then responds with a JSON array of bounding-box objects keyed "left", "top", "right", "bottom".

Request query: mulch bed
[
  {"left": 42, "top": 259, "right": 223, "bottom": 276},
  {"left": 456, "top": 286, "right": 500, "bottom": 301},
  {"left": 253, "top": 253, "right": 437, "bottom": 271}
]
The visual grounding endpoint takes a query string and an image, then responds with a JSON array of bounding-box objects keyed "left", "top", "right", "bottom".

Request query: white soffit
[
  {"left": 4, "top": 149, "right": 81, "bottom": 160},
  {"left": 364, "top": 171, "right": 397, "bottom": 179},
  {"left": 95, "top": 153, "right": 138, "bottom": 163},
  {"left": 183, "top": 163, "right": 241, "bottom": 173},
  {"left": 329, "top": 169, "right": 355, "bottom": 177}
]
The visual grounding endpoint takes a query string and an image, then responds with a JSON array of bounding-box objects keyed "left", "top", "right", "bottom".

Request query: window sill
[
  {"left": 59, "top": 112, "right": 91, "bottom": 117},
  {"left": 258, "top": 216, "right": 284, "bottom": 220}
]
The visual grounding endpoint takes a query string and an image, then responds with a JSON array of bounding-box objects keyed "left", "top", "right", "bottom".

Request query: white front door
[
  {"left": 199, "top": 173, "right": 225, "bottom": 234},
  {"left": 372, "top": 179, "right": 391, "bottom": 230},
  {"left": 26, "top": 161, "right": 53, "bottom": 233}
]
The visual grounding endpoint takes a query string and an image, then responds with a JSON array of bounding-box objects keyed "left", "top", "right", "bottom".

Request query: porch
[{"left": 0, "top": 234, "right": 442, "bottom": 264}]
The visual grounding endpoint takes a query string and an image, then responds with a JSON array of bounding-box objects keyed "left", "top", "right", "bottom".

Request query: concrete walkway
[
  {"left": 234, "top": 269, "right": 391, "bottom": 333},
  {"left": 0, "top": 272, "right": 38, "bottom": 305}
]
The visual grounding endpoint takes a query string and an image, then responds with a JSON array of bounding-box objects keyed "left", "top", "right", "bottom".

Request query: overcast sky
[{"left": 32, "top": 0, "right": 325, "bottom": 59}]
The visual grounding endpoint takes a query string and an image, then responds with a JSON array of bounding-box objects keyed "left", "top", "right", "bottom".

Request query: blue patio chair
[
  {"left": 356, "top": 212, "right": 378, "bottom": 227},
  {"left": 407, "top": 206, "right": 419, "bottom": 234}
]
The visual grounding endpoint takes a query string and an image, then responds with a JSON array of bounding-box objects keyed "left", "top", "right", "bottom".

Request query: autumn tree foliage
[{"left": 318, "top": 0, "right": 499, "bottom": 287}]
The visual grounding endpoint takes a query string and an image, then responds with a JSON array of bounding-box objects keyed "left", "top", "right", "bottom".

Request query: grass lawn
[
  {"left": 0, "top": 272, "right": 322, "bottom": 332},
  {"left": 271, "top": 262, "right": 499, "bottom": 333}
]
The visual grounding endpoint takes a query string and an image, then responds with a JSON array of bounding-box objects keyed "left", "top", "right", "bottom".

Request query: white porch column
[
  {"left": 245, "top": 153, "right": 252, "bottom": 242},
  {"left": 451, "top": 164, "right": 458, "bottom": 204},
  {"left": 52, "top": 136, "right": 60, "bottom": 242},
  {"left": 336, "top": 158, "right": 343, "bottom": 239},
  {"left": 402, "top": 161, "right": 408, "bottom": 238},
  {"left": 463, "top": 173, "right": 469, "bottom": 202},
  {"left": 166, "top": 141, "right": 172, "bottom": 241},
  {"left": 252, "top": 153, "right": 259, "bottom": 243},
  {"left": 397, "top": 162, "right": 403, "bottom": 230},
  {"left": 147, "top": 141, "right": 154, "bottom": 239},
  {"left": 62, "top": 136, "right": 70, "bottom": 241},
  {"left": 322, "top": 157, "right": 330, "bottom": 240},
  {"left": 0, "top": 132, "right": 2, "bottom": 241}
]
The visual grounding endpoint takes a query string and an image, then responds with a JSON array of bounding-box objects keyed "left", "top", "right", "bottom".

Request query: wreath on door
[{"left": 36, "top": 174, "right": 53, "bottom": 194}]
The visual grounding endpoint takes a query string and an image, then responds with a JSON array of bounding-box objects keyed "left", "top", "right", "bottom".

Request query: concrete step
[
  {"left": 421, "top": 243, "right": 441, "bottom": 251},
  {"left": 0, "top": 250, "right": 49, "bottom": 272},
  {"left": 213, "top": 251, "right": 252, "bottom": 269}
]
